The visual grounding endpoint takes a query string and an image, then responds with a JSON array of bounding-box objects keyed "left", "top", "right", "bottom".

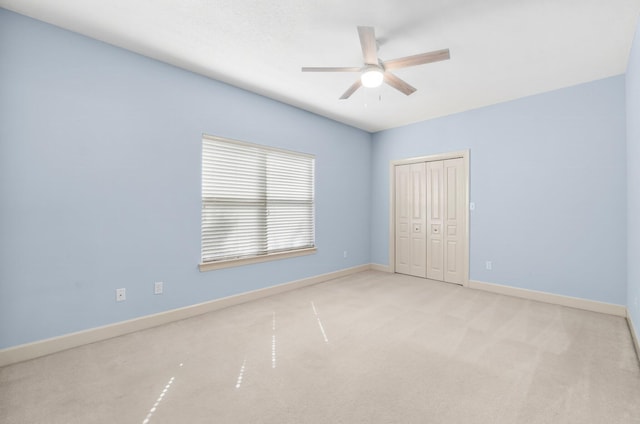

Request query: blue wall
[
  {"left": 0, "top": 7, "right": 635, "bottom": 351},
  {"left": 371, "top": 77, "right": 627, "bottom": 305},
  {"left": 0, "top": 10, "right": 372, "bottom": 349},
  {"left": 627, "top": 17, "right": 640, "bottom": 336}
]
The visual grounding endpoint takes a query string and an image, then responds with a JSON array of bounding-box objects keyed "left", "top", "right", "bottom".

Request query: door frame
[{"left": 388, "top": 150, "right": 470, "bottom": 286}]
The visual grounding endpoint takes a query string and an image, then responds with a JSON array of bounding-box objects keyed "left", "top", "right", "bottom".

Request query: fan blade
[
  {"left": 357, "top": 26, "right": 378, "bottom": 65},
  {"left": 383, "top": 49, "right": 450, "bottom": 70},
  {"left": 301, "top": 67, "right": 361, "bottom": 72},
  {"left": 384, "top": 72, "right": 416, "bottom": 96},
  {"left": 340, "top": 79, "right": 362, "bottom": 100}
]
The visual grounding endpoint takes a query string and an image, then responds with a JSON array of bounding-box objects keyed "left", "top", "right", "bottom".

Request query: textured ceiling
[{"left": 2, "top": 0, "right": 640, "bottom": 132}]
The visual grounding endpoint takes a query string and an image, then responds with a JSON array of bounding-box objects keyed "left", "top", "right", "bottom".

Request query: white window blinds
[{"left": 201, "top": 135, "right": 315, "bottom": 264}]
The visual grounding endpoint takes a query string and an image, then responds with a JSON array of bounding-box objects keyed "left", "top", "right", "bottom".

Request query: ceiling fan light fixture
[{"left": 361, "top": 66, "right": 384, "bottom": 88}]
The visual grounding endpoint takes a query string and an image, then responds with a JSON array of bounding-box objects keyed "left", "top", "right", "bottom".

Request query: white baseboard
[
  {"left": 3, "top": 267, "right": 630, "bottom": 368},
  {"left": 370, "top": 263, "right": 392, "bottom": 273},
  {"left": 0, "top": 264, "right": 370, "bottom": 368},
  {"left": 628, "top": 311, "right": 640, "bottom": 363},
  {"left": 468, "top": 279, "right": 626, "bottom": 317}
]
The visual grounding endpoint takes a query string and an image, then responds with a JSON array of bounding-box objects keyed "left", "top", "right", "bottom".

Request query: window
[{"left": 200, "top": 135, "right": 316, "bottom": 271}]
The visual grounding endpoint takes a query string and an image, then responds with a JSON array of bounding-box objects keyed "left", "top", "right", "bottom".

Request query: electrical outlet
[
  {"left": 343, "top": 251, "right": 348, "bottom": 258},
  {"left": 634, "top": 296, "right": 638, "bottom": 307},
  {"left": 485, "top": 261, "right": 492, "bottom": 270},
  {"left": 116, "top": 288, "right": 126, "bottom": 302},
  {"left": 154, "top": 281, "right": 163, "bottom": 295}
]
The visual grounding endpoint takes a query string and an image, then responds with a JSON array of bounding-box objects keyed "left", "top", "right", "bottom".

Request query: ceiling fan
[{"left": 302, "top": 26, "right": 450, "bottom": 100}]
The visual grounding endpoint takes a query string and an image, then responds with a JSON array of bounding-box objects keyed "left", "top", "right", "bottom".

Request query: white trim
[
  {"left": 1, "top": 266, "right": 631, "bottom": 368},
  {"left": 370, "top": 263, "right": 392, "bottom": 273},
  {"left": 0, "top": 264, "right": 369, "bottom": 368},
  {"left": 199, "top": 247, "right": 317, "bottom": 271},
  {"left": 628, "top": 311, "right": 640, "bottom": 363},
  {"left": 391, "top": 150, "right": 470, "bottom": 166},
  {"left": 468, "top": 279, "right": 626, "bottom": 317},
  {"left": 388, "top": 150, "right": 470, "bottom": 286}
]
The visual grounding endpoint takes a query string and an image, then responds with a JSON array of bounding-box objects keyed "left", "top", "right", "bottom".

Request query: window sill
[{"left": 199, "top": 247, "right": 317, "bottom": 272}]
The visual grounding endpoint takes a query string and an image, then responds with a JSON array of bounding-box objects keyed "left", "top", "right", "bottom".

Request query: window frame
[{"left": 199, "top": 135, "right": 316, "bottom": 272}]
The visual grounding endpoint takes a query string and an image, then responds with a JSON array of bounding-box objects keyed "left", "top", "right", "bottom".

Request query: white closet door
[
  {"left": 426, "top": 161, "right": 444, "bottom": 281},
  {"left": 395, "top": 155, "right": 467, "bottom": 284},
  {"left": 395, "top": 163, "right": 426, "bottom": 278},
  {"left": 443, "top": 158, "right": 465, "bottom": 284},
  {"left": 426, "top": 158, "right": 465, "bottom": 283}
]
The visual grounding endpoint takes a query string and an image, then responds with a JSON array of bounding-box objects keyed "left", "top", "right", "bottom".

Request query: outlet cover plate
[{"left": 116, "top": 288, "right": 126, "bottom": 302}]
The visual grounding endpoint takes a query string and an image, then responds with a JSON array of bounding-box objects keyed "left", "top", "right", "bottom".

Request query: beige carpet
[{"left": 1, "top": 271, "right": 639, "bottom": 423}]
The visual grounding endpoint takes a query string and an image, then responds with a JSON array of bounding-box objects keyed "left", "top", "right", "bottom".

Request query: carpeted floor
[{"left": 1, "top": 271, "right": 639, "bottom": 423}]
